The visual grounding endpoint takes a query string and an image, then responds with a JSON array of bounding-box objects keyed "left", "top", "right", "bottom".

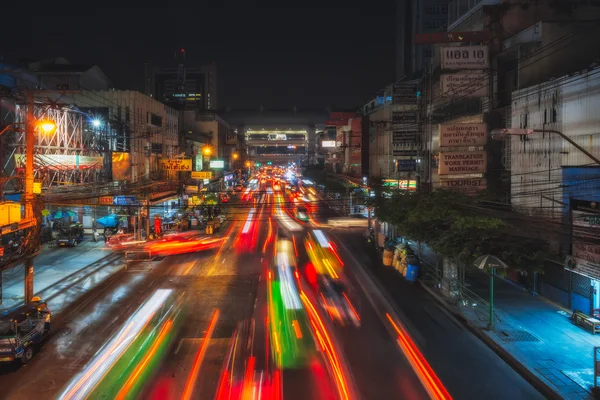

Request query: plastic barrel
[
  {"left": 406, "top": 264, "right": 419, "bottom": 282},
  {"left": 382, "top": 249, "right": 393, "bottom": 266}
]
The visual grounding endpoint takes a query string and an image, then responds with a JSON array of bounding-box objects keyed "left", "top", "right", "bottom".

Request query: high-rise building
[
  {"left": 395, "top": 0, "right": 450, "bottom": 80},
  {"left": 144, "top": 49, "right": 217, "bottom": 110}
]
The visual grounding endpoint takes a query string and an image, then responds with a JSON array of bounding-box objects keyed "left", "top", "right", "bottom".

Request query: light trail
[
  {"left": 385, "top": 313, "right": 452, "bottom": 400},
  {"left": 342, "top": 292, "right": 361, "bottom": 322},
  {"left": 115, "top": 319, "right": 173, "bottom": 400},
  {"left": 182, "top": 309, "right": 220, "bottom": 400},
  {"left": 59, "top": 289, "right": 173, "bottom": 400}
]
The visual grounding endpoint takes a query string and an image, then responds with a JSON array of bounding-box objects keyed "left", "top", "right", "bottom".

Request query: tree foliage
[{"left": 374, "top": 189, "right": 549, "bottom": 271}]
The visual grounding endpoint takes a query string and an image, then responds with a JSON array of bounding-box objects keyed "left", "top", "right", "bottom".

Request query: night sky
[{"left": 2, "top": 4, "right": 396, "bottom": 110}]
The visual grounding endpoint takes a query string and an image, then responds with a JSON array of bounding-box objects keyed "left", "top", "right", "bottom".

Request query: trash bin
[{"left": 406, "top": 263, "right": 419, "bottom": 282}]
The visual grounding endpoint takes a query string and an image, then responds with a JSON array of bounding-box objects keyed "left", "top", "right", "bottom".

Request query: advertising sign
[
  {"left": 275, "top": 134, "right": 287, "bottom": 140},
  {"left": 392, "top": 150, "right": 418, "bottom": 157},
  {"left": 191, "top": 171, "right": 212, "bottom": 179},
  {"left": 439, "top": 151, "right": 487, "bottom": 175},
  {"left": 442, "top": 46, "right": 489, "bottom": 70},
  {"left": 99, "top": 196, "right": 114, "bottom": 205},
  {"left": 392, "top": 112, "right": 417, "bottom": 125},
  {"left": 393, "top": 131, "right": 419, "bottom": 144},
  {"left": 441, "top": 73, "right": 489, "bottom": 98},
  {"left": 112, "top": 152, "right": 131, "bottom": 181},
  {"left": 15, "top": 154, "right": 104, "bottom": 170},
  {"left": 322, "top": 140, "right": 336, "bottom": 148},
  {"left": 392, "top": 84, "right": 418, "bottom": 104},
  {"left": 397, "top": 160, "right": 417, "bottom": 172},
  {"left": 113, "top": 196, "right": 137, "bottom": 206},
  {"left": 226, "top": 132, "right": 238, "bottom": 145},
  {"left": 440, "top": 178, "right": 487, "bottom": 193},
  {"left": 186, "top": 185, "right": 199, "bottom": 193},
  {"left": 210, "top": 160, "right": 225, "bottom": 169},
  {"left": 414, "top": 30, "right": 491, "bottom": 44},
  {"left": 160, "top": 158, "right": 192, "bottom": 171},
  {"left": 440, "top": 123, "right": 488, "bottom": 147}
]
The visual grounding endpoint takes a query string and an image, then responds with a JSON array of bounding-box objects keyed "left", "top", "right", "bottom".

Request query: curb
[{"left": 418, "top": 281, "right": 563, "bottom": 400}]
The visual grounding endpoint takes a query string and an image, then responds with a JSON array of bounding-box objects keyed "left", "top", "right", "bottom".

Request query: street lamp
[
  {"left": 491, "top": 128, "right": 600, "bottom": 165},
  {"left": 91, "top": 119, "right": 101, "bottom": 128},
  {"left": 202, "top": 146, "right": 212, "bottom": 156},
  {"left": 38, "top": 120, "right": 57, "bottom": 134},
  {"left": 233, "top": 153, "right": 239, "bottom": 160}
]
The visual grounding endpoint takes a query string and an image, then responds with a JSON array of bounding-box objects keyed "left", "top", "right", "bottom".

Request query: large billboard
[
  {"left": 15, "top": 154, "right": 103, "bottom": 170},
  {"left": 441, "top": 73, "right": 489, "bottom": 98},
  {"left": 112, "top": 152, "right": 131, "bottom": 181},
  {"left": 440, "top": 123, "right": 488, "bottom": 147},
  {"left": 160, "top": 159, "right": 192, "bottom": 171},
  {"left": 441, "top": 46, "right": 489, "bottom": 70},
  {"left": 438, "top": 151, "right": 487, "bottom": 175}
]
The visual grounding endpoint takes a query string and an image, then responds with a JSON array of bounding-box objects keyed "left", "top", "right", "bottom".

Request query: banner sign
[
  {"left": 392, "top": 84, "right": 418, "bottom": 104},
  {"left": 441, "top": 73, "right": 489, "bottom": 98},
  {"left": 442, "top": 46, "right": 489, "bottom": 70},
  {"left": 440, "top": 123, "right": 488, "bottom": 147},
  {"left": 15, "top": 154, "right": 103, "bottom": 170},
  {"left": 439, "top": 151, "right": 487, "bottom": 175},
  {"left": 160, "top": 159, "right": 192, "bottom": 171},
  {"left": 393, "top": 131, "right": 419, "bottom": 144},
  {"left": 392, "top": 112, "right": 417, "bottom": 125},
  {"left": 191, "top": 171, "right": 212, "bottom": 179}
]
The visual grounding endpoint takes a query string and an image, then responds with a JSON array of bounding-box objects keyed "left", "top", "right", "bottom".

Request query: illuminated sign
[
  {"left": 191, "top": 171, "right": 212, "bottom": 179},
  {"left": 210, "top": 160, "right": 225, "bottom": 169},
  {"left": 322, "top": 141, "right": 336, "bottom": 148},
  {"left": 382, "top": 179, "right": 417, "bottom": 190},
  {"left": 160, "top": 158, "right": 192, "bottom": 171},
  {"left": 15, "top": 154, "right": 103, "bottom": 170}
]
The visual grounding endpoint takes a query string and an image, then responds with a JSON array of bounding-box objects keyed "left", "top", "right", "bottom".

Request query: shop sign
[
  {"left": 440, "top": 178, "right": 487, "bottom": 193},
  {"left": 99, "top": 196, "right": 114, "bottom": 205},
  {"left": 442, "top": 46, "right": 489, "bottom": 70},
  {"left": 393, "top": 131, "right": 418, "bottom": 144},
  {"left": 160, "top": 158, "right": 192, "bottom": 171},
  {"left": 440, "top": 123, "right": 488, "bottom": 147},
  {"left": 210, "top": 160, "right": 225, "bottom": 169},
  {"left": 441, "top": 73, "right": 489, "bottom": 98},
  {"left": 397, "top": 159, "right": 417, "bottom": 172},
  {"left": 191, "top": 171, "right": 212, "bottom": 179},
  {"left": 186, "top": 185, "right": 199, "bottom": 193},
  {"left": 113, "top": 196, "right": 137, "bottom": 206},
  {"left": 439, "top": 151, "right": 487, "bottom": 175},
  {"left": 392, "top": 150, "right": 418, "bottom": 157},
  {"left": 392, "top": 84, "right": 418, "bottom": 104},
  {"left": 392, "top": 112, "right": 417, "bottom": 125}
]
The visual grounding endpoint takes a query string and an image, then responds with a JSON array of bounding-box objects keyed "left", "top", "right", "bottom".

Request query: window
[{"left": 426, "top": 5, "right": 436, "bottom": 13}]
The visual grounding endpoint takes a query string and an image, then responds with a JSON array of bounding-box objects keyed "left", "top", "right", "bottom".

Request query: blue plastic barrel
[{"left": 406, "top": 264, "right": 419, "bottom": 282}]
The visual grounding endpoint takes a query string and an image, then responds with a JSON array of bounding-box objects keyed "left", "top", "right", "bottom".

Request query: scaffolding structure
[{"left": 2, "top": 101, "right": 106, "bottom": 192}]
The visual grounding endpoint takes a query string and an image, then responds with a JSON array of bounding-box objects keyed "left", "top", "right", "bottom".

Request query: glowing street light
[
  {"left": 233, "top": 153, "right": 239, "bottom": 160},
  {"left": 245, "top": 161, "right": 251, "bottom": 168},
  {"left": 37, "top": 120, "right": 56, "bottom": 134},
  {"left": 92, "top": 119, "right": 101, "bottom": 128},
  {"left": 202, "top": 146, "right": 212, "bottom": 156}
]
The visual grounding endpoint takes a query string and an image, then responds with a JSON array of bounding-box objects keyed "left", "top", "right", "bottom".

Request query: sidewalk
[
  {"left": 1, "top": 240, "right": 123, "bottom": 315},
  {"left": 406, "top": 241, "right": 598, "bottom": 399}
]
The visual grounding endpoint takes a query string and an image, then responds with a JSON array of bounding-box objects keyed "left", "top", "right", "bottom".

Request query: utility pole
[{"left": 24, "top": 91, "right": 35, "bottom": 304}]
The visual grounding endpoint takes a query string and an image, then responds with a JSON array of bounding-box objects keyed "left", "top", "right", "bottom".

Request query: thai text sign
[
  {"left": 160, "top": 159, "right": 192, "bottom": 171},
  {"left": 393, "top": 131, "right": 418, "bottom": 144},
  {"left": 439, "top": 151, "right": 487, "bottom": 175},
  {"left": 191, "top": 171, "right": 212, "bottom": 179},
  {"left": 440, "top": 123, "right": 488, "bottom": 147},
  {"left": 392, "top": 84, "right": 418, "bottom": 104},
  {"left": 441, "top": 73, "right": 489, "bottom": 98},
  {"left": 442, "top": 46, "right": 489, "bottom": 69},
  {"left": 392, "top": 111, "right": 417, "bottom": 125}
]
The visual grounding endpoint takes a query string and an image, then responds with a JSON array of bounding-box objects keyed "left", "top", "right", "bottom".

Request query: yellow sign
[
  {"left": 160, "top": 159, "right": 192, "bottom": 171},
  {"left": 33, "top": 182, "right": 42, "bottom": 194},
  {"left": 188, "top": 196, "right": 201, "bottom": 206},
  {"left": 41, "top": 209, "right": 50, "bottom": 216},
  {"left": 191, "top": 171, "right": 212, "bottom": 179}
]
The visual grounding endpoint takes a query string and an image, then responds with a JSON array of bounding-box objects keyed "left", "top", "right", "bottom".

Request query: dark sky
[{"left": 2, "top": 4, "right": 396, "bottom": 110}]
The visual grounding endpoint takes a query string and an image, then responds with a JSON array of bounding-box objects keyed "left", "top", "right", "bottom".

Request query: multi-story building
[
  {"left": 395, "top": 0, "right": 451, "bottom": 80},
  {"left": 145, "top": 50, "right": 217, "bottom": 110},
  {"left": 27, "top": 57, "right": 112, "bottom": 91},
  {"left": 69, "top": 90, "right": 180, "bottom": 182}
]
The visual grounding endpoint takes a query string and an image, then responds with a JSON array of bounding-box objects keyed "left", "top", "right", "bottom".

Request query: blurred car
[
  {"left": 326, "top": 214, "right": 368, "bottom": 228},
  {"left": 221, "top": 194, "right": 230, "bottom": 203},
  {"left": 318, "top": 275, "right": 361, "bottom": 327},
  {"left": 294, "top": 206, "right": 309, "bottom": 222},
  {"left": 235, "top": 185, "right": 243, "bottom": 192}
]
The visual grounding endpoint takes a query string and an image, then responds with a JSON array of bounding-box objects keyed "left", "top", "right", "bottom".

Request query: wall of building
[{"left": 510, "top": 67, "right": 600, "bottom": 216}]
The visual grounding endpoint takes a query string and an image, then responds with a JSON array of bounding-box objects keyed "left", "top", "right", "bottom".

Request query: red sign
[
  {"left": 325, "top": 120, "right": 349, "bottom": 127},
  {"left": 414, "top": 31, "right": 491, "bottom": 44}
]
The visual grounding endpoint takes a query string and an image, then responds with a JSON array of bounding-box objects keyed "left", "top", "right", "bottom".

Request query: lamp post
[{"left": 491, "top": 128, "right": 600, "bottom": 165}]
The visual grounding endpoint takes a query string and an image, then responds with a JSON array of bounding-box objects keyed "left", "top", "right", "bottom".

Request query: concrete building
[
  {"left": 180, "top": 110, "right": 237, "bottom": 171},
  {"left": 145, "top": 50, "right": 217, "bottom": 110},
  {"left": 27, "top": 57, "right": 112, "bottom": 90},
  {"left": 69, "top": 90, "right": 180, "bottom": 183},
  {"left": 395, "top": 0, "right": 451, "bottom": 80}
]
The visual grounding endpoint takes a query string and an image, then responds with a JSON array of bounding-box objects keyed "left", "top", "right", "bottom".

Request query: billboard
[
  {"left": 210, "top": 160, "right": 225, "bottom": 169},
  {"left": 440, "top": 123, "right": 488, "bottom": 147},
  {"left": 441, "top": 46, "right": 489, "bottom": 70},
  {"left": 112, "top": 152, "right": 131, "bottom": 181},
  {"left": 441, "top": 73, "right": 489, "bottom": 98},
  {"left": 15, "top": 154, "right": 103, "bottom": 170},
  {"left": 438, "top": 151, "right": 487, "bottom": 175},
  {"left": 160, "top": 158, "right": 192, "bottom": 171},
  {"left": 322, "top": 141, "right": 336, "bottom": 148},
  {"left": 392, "top": 84, "right": 418, "bottom": 104}
]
